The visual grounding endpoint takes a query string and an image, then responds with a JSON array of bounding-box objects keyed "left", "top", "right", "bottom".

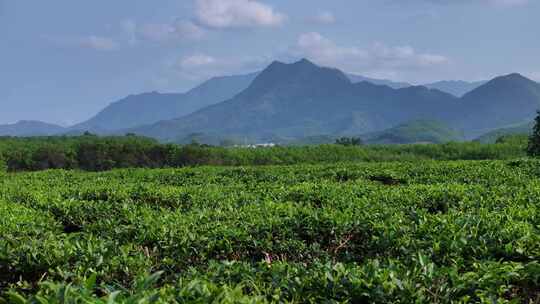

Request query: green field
[{"left": 1, "top": 159, "right": 540, "bottom": 303}]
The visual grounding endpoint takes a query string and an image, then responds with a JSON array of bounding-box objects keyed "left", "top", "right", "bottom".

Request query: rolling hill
[
  {"left": 475, "top": 121, "right": 533, "bottom": 143},
  {"left": 363, "top": 120, "right": 464, "bottom": 144}
]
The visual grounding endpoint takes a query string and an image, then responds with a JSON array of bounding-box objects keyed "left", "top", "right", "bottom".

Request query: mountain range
[
  {"left": 66, "top": 71, "right": 483, "bottom": 134},
  {"left": 0, "top": 120, "right": 66, "bottom": 137},
  {"left": 127, "top": 59, "right": 540, "bottom": 142},
  {"left": 424, "top": 80, "right": 487, "bottom": 97},
  {"left": 1, "top": 59, "right": 539, "bottom": 144},
  {"left": 129, "top": 59, "right": 462, "bottom": 142},
  {"left": 346, "top": 74, "right": 411, "bottom": 89}
]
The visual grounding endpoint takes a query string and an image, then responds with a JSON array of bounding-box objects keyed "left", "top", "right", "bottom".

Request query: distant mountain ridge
[
  {"left": 346, "top": 74, "right": 411, "bottom": 89},
  {"left": 457, "top": 73, "right": 540, "bottom": 137},
  {"left": 424, "top": 80, "right": 487, "bottom": 97},
  {"left": 347, "top": 75, "right": 485, "bottom": 97},
  {"left": 127, "top": 60, "right": 540, "bottom": 143},
  {"left": 70, "top": 72, "right": 258, "bottom": 132},
  {"left": 68, "top": 70, "right": 486, "bottom": 133},
  {"left": 0, "top": 120, "right": 66, "bottom": 137}
]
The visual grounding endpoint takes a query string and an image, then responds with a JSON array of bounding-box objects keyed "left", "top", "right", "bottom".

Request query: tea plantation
[{"left": 1, "top": 159, "right": 540, "bottom": 303}]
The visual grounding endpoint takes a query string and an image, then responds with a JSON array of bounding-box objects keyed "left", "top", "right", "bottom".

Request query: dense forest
[{"left": 0, "top": 134, "right": 529, "bottom": 172}]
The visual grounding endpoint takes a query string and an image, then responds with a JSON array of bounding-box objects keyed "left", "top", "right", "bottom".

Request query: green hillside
[
  {"left": 475, "top": 121, "right": 533, "bottom": 143},
  {"left": 364, "top": 120, "right": 464, "bottom": 144}
]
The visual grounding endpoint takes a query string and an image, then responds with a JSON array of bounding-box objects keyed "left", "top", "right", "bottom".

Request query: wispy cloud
[
  {"left": 308, "top": 11, "right": 336, "bottom": 25},
  {"left": 172, "top": 53, "right": 266, "bottom": 81},
  {"left": 290, "top": 32, "right": 449, "bottom": 74},
  {"left": 195, "top": 0, "right": 286, "bottom": 29},
  {"left": 403, "top": 0, "right": 529, "bottom": 7},
  {"left": 42, "top": 35, "right": 119, "bottom": 51},
  {"left": 122, "top": 19, "right": 205, "bottom": 44}
]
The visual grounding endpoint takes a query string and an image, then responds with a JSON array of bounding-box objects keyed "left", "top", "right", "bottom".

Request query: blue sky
[{"left": 1, "top": 0, "right": 539, "bottom": 125}]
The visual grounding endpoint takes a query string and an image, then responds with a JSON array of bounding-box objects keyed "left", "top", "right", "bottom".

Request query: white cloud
[
  {"left": 43, "top": 35, "right": 119, "bottom": 51},
  {"left": 295, "top": 32, "right": 368, "bottom": 65},
  {"left": 289, "top": 32, "right": 449, "bottom": 79},
  {"left": 122, "top": 19, "right": 205, "bottom": 44},
  {"left": 195, "top": 0, "right": 286, "bottom": 29},
  {"left": 309, "top": 11, "right": 336, "bottom": 24}
]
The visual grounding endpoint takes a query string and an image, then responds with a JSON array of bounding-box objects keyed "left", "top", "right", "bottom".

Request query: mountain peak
[
  {"left": 244, "top": 59, "right": 350, "bottom": 96},
  {"left": 483, "top": 73, "right": 537, "bottom": 87},
  {"left": 469, "top": 73, "right": 540, "bottom": 94},
  {"left": 294, "top": 58, "right": 317, "bottom": 66},
  {"left": 267, "top": 60, "right": 287, "bottom": 68},
  {"left": 264, "top": 58, "right": 318, "bottom": 71},
  {"left": 505, "top": 72, "right": 525, "bottom": 78},
  {"left": 465, "top": 73, "right": 537, "bottom": 97}
]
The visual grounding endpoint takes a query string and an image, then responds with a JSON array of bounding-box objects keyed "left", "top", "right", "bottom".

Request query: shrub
[
  {"left": 335, "top": 137, "right": 363, "bottom": 146},
  {"left": 0, "top": 152, "right": 6, "bottom": 173},
  {"left": 527, "top": 110, "right": 540, "bottom": 156},
  {"left": 31, "top": 145, "right": 75, "bottom": 170}
]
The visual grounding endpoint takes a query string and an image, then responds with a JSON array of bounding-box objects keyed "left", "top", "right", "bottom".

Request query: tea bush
[{"left": 1, "top": 160, "right": 540, "bottom": 302}]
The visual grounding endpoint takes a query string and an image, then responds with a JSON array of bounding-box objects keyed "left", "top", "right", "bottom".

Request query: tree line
[{"left": 0, "top": 133, "right": 531, "bottom": 172}]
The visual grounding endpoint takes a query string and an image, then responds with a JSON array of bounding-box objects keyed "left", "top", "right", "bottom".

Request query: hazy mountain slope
[
  {"left": 131, "top": 59, "right": 459, "bottom": 142},
  {"left": 347, "top": 74, "right": 411, "bottom": 89},
  {"left": 424, "top": 80, "right": 487, "bottom": 97},
  {"left": 456, "top": 73, "right": 540, "bottom": 137},
  {"left": 0, "top": 120, "right": 65, "bottom": 136},
  {"left": 348, "top": 75, "right": 485, "bottom": 97},
  {"left": 475, "top": 121, "right": 533, "bottom": 143},
  {"left": 70, "top": 73, "right": 258, "bottom": 132},
  {"left": 363, "top": 120, "right": 464, "bottom": 144}
]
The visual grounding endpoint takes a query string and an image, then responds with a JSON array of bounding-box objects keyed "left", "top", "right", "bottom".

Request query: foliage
[
  {"left": 364, "top": 120, "right": 464, "bottom": 144},
  {"left": 0, "top": 152, "right": 5, "bottom": 173},
  {"left": 495, "top": 134, "right": 528, "bottom": 145},
  {"left": 0, "top": 136, "right": 529, "bottom": 172},
  {"left": 528, "top": 111, "right": 540, "bottom": 156},
  {"left": 335, "top": 137, "right": 363, "bottom": 146},
  {"left": 475, "top": 121, "right": 533, "bottom": 144},
  {"left": 1, "top": 160, "right": 540, "bottom": 302}
]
